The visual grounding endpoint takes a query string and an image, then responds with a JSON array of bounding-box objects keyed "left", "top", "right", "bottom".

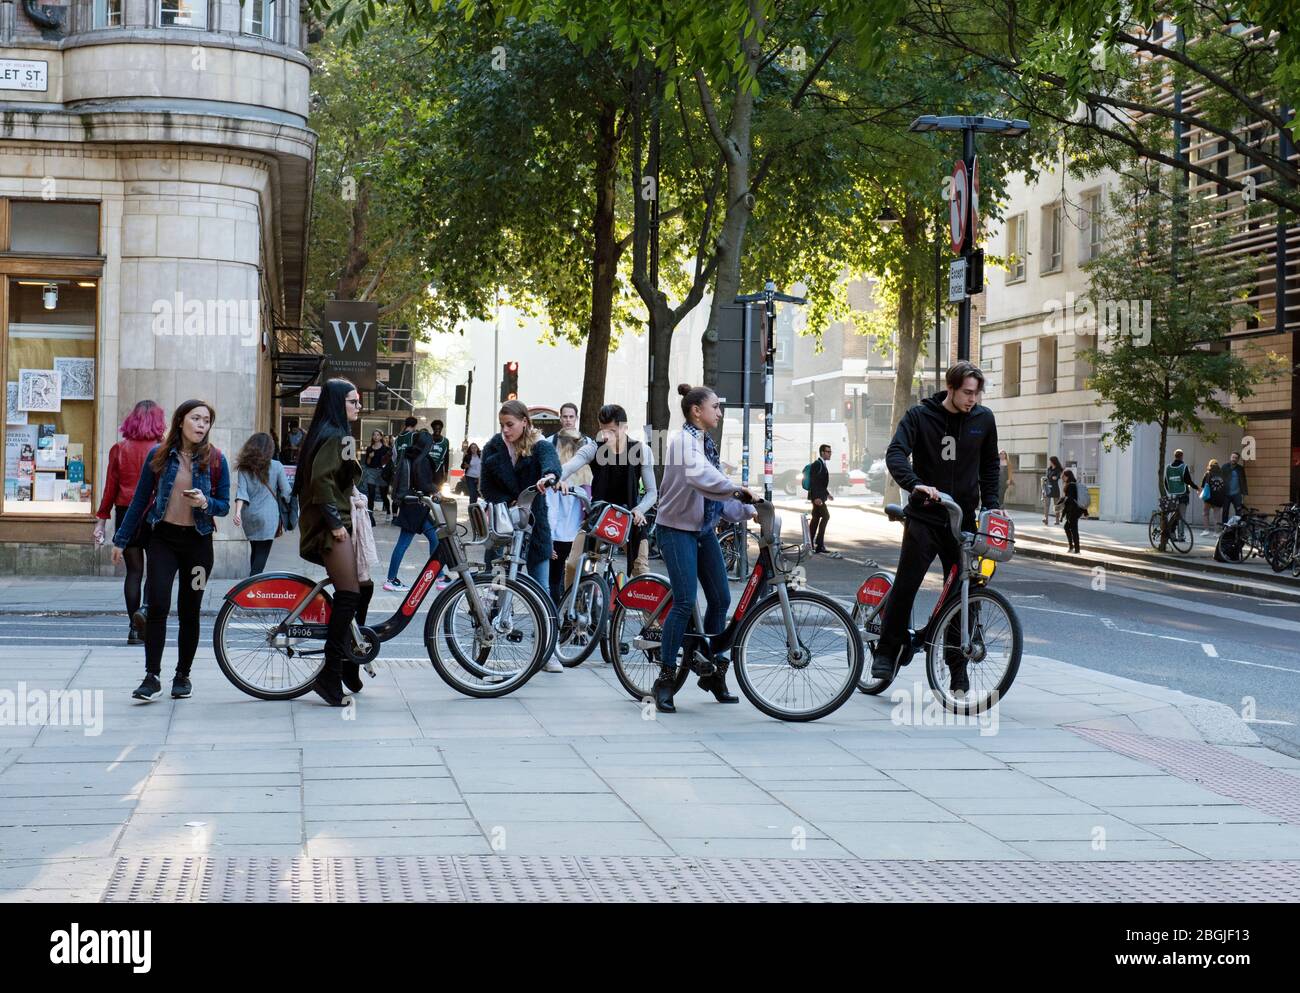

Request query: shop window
[{"left": 4, "top": 280, "right": 99, "bottom": 516}]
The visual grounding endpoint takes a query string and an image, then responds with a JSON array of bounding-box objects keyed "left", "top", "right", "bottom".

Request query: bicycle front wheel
[
  {"left": 732, "top": 590, "right": 863, "bottom": 722},
  {"left": 425, "top": 576, "right": 547, "bottom": 698},
  {"left": 555, "top": 573, "right": 610, "bottom": 667},
  {"left": 924, "top": 586, "right": 1022, "bottom": 716},
  {"left": 1169, "top": 516, "right": 1194, "bottom": 554}
]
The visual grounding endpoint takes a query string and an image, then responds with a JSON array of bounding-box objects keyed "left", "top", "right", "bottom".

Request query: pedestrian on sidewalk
[
  {"left": 113, "top": 399, "right": 229, "bottom": 703},
  {"left": 1061, "top": 469, "right": 1088, "bottom": 553},
  {"left": 461, "top": 442, "right": 482, "bottom": 503},
  {"left": 546, "top": 429, "right": 588, "bottom": 606},
  {"left": 1164, "top": 449, "right": 1195, "bottom": 528},
  {"left": 384, "top": 429, "right": 449, "bottom": 594},
  {"left": 94, "top": 399, "right": 166, "bottom": 646},
  {"left": 1043, "top": 456, "right": 1063, "bottom": 525},
  {"left": 1222, "top": 451, "right": 1248, "bottom": 523},
  {"left": 294, "top": 379, "right": 367, "bottom": 707},
  {"left": 233, "top": 432, "right": 291, "bottom": 576},
  {"left": 428, "top": 420, "right": 451, "bottom": 493},
  {"left": 998, "top": 450, "right": 1014, "bottom": 507},
  {"left": 809, "top": 443, "right": 834, "bottom": 554},
  {"left": 1199, "top": 458, "right": 1224, "bottom": 535},
  {"left": 361, "top": 430, "right": 391, "bottom": 524}
]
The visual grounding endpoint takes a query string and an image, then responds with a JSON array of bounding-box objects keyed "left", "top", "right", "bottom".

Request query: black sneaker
[
  {"left": 870, "top": 643, "right": 899, "bottom": 681},
  {"left": 949, "top": 662, "right": 970, "bottom": 695},
  {"left": 132, "top": 673, "right": 162, "bottom": 702},
  {"left": 171, "top": 675, "right": 192, "bottom": 699}
]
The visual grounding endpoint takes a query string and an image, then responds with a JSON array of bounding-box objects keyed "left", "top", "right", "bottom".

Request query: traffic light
[
  {"left": 501, "top": 361, "right": 518, "bottom": 401},
  {"left": 844, "top": 399, "right": 853, "bottom": 419}
]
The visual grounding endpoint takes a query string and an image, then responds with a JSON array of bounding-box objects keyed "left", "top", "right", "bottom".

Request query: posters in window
[
  {"left": 17, "top": 369, "right": 61, "bottom": 412},
  {"left": 5, "top": 382, "right": 26, "bottom": 425},
  {"left": 53, "top": 358, "right": 94, "bottom": 401}
]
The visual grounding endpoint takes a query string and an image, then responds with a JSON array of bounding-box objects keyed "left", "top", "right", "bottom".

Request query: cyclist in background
[
  {"left": 559, "top": 403, "right": 657, "bottom": 579},
  {"left": 650, "top": 384, "right": 756, "bottom": 714},
  {"left": 870, "top": 362, "right": 1001, "bottom": 691}
]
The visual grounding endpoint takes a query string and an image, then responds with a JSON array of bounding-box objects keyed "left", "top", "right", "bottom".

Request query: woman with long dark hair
[
  {"left": 113, "top": 400, "right": 229, "bottom": 701},
  {"left": 233, "top": 432, "right": 291, "bottom": 575},
  {"left": 1043, "top": 456, "right": 1064, "bottom": 525},
  {"left": 1061, "top": 469, "right": 1088, "bottom": 553},
  {"left": 362, "top": 429, "right": 391, "bottom": 523},
  {"left": 294, "top": 378, "right": 368, "bottom": 706},
  {"left": 94, "top": 399, "right": 166, "bottom": 645},
  {"left": 461, "top": 442, "right": 482, "bottom": 504}
]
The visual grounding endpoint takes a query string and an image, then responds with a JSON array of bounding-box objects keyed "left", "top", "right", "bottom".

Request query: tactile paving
[
  {"left": 100, "top": 856, "right": 1300, "bottom": 902},
  {"left": 1069, "top": 727, "right": 1300, "bottom": 823}
]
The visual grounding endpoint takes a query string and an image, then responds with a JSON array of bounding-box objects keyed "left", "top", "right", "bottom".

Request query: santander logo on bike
[{"left": 402, "top": 568, "right": 437, "bottom": 616}]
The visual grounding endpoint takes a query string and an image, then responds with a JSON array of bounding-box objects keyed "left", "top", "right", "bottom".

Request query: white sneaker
[
  {"left": 383, "top": 578, "right": 407, "bottom": 592},
  {"left": 542, "top": 657, "right": 564, "bottom": 673}
]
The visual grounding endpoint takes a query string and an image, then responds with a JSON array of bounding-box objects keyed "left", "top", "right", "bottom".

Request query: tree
[{"left": 1081, "top": 167, "right": 1283, "bottom": 542}]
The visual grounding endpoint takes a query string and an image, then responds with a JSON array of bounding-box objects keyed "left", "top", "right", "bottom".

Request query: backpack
[
  {"left": 801, "top": 463, "right": 812, "bottom": 492},
  {"left": 1071, "top": 481, "right": 1090, "bottom": 513},
  {"left": 1207, "top": 473, "right": 1226, "bottom": 505}
]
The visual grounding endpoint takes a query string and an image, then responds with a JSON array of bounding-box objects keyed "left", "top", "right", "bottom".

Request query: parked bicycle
[
  {"left": 718, "top": 517, "right": 759, "bottom": 576},
  {"left": 1215, "top": 506, "right": 1270, "bottom": 564},
  {"left": 852, "top": 492, "right": 1022, "bottom": 715},
  {"left": 1262, "top": 503, "right": 1300, "bottom": 575},
  {"left": 606, "top": 499, "right": 864, "bottom": 722},
  {"left": 213, "top": 497, "right": 551, "bottom": 701},
  {"left": 1148, "top": 495, "right": 1194, "bottom": 554}
]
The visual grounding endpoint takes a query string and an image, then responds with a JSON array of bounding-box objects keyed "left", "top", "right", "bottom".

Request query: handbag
[{"left": 1200, "top": 482, "right": 1212, "bottom": 502}]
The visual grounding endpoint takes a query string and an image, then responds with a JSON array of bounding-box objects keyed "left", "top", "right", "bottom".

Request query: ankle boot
[
  {"left": 698, "top": 658, "right": 739, "bottom": 703},
  {"left": 313, "top": 590, "right": 359, "bottom": 706},
  {"left": 652, "top": 665, "right": 677, "bottom": 713}
]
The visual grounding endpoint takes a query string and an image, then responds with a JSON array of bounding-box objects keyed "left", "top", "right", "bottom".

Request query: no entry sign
[{"left": 949, "top": 159, "right": 968, "bottom": 254}]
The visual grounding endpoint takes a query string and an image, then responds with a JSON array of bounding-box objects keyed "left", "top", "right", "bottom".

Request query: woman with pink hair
[{"left": 93, "top": 400, "right": 166, "bottom": 644}]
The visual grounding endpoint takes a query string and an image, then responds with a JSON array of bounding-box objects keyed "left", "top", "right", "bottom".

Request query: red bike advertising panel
[
  {"left": 617, "top": 576, "right": 671, "bottom": 614},
  {"left": 228, "top": 576, "right": 331, "bottom": 623}
]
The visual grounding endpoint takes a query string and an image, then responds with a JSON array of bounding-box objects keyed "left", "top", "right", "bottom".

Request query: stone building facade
[{"left": 0, "top": 0, "right": 314, "bottom": 576}]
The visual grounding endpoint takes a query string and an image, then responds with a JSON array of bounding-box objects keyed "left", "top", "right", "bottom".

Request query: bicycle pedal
[{"left": 363, "top": 663, "right": 376, "bottom": 678}]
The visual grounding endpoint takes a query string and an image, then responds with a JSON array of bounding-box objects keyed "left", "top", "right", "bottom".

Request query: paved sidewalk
[{"left": 4, "top": 634, "right": 1300, "bottom": 901}]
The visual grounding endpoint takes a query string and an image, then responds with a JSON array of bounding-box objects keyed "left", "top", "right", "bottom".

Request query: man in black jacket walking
[
  {"left": 871, "top": 361, "right": 1001, "bottom": 692},
  {"left": 809, "top": 444, "right": 833, "bottom": 553}
]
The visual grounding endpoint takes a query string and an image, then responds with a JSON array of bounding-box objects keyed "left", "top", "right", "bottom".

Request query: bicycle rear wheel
[
  {"left": 607, "top": 578, "right": 690, "bottom": 701},
  {"left": 555, "top": 573, "right": 610, "bottom": 667},
  {"left": 732, "top": 590, "right": 863, "bottom": 722},
  {"left": 924, "top": 586, "right": 1021, "bottom": 716},
  {"left": 1169, "top": 516, "right": 1194, "bottom": 554},
  {"left": 425, "top": 577, "right": 547, "bottom": 698}
]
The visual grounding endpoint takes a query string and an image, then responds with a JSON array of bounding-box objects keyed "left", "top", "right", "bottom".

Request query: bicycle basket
[
  {"left": 487, "top": 502, "right": 515, "bottom": 541},
  {"left": 591, "top": 503, "right": 632, "bottom": 547},
  {"left": 1158, "top": 494, "right": 1182, "bottom": 513},
  {"left": 970, "top": 509, "right": 1015, "bottom": 562}
]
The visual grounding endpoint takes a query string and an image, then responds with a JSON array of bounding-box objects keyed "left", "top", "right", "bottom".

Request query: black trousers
[
  {"left": 249, "top": 539, "right": 274, "bottom": 575},
  {"left": 550, "top": 540, "right": 573, "bottom": 605},
  {"left": 113, "top": 504, "right": 146, "bottom": 618},
  {"left": 877, "top": 516, "right": 963, "bottom": 664},
  {"left": 1063, "top": 513, "right": 1081, "bottom": 551},
  {"left": 810, "top": 501, "right": 830, "bottom": 548},
  {"left": 144, "top": 521, "right": 214, "bottom": 676}
]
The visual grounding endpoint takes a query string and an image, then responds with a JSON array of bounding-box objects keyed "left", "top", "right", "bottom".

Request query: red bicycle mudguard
[
  {"left": 856, "top": 574, "right": 892, "bottom": 607},
  {"left": 616, "top": 575, "right": 672, "bottom": 613},
  {"left": 224, "top": 573, "right": 331, "bottom": 623}
]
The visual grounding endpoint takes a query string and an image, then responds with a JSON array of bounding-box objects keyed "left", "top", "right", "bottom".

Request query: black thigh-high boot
[
  {"left": 313, "top": 589, "right": 360, "bottom": 706},
  {"left": 340, "top": 583, "right": 375, "bottom": 693}
]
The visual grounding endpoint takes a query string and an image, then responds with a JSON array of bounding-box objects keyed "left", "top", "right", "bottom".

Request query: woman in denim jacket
[{"left": 113, "top": 399, "right": 230, "bottom": 702}]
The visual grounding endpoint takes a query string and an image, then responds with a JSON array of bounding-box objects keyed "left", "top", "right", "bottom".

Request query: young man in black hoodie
[{"left": 871, "top": 361, "right": 1001, "bottom": 692}]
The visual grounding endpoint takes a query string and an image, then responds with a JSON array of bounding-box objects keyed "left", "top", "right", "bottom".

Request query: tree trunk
[
  {"left": 1156, "top": 412, "right": 1171, "bottom": 551},
  {"left": 333, "top": 183, "right": 371, "bottom": 302},
  {"left": 579, "top": 101, "right": 620, "bottom": 440}
]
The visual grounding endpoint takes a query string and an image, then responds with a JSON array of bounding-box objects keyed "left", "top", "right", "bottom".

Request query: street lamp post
[{"left": 908, "top": 115, "right": 1029, "bottom": 361}]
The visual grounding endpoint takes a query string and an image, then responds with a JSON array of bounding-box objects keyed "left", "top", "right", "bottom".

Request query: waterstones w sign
[{"left": 321, "top": 301, "right": 378, "bottom": 390}]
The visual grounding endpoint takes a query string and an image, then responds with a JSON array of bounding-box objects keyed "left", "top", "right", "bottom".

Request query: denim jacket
[{"left": 113, "top": 445, "right": 231, "bottom": 547}]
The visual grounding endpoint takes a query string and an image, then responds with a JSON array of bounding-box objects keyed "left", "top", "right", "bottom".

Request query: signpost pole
[{"left": 957, "top": 128, "right": 976, "bottom": 360}]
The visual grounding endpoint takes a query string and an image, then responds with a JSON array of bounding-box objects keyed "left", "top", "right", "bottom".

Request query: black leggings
[
  {"left": 550, "top": 540, "right": 573, "bottom": 605},
  {"left": 144, "top": 522, "right": 214, "bottom": 676},
  {"left": 249, "top": 539, "right": 274, "bottom": 575},
  {"left": 113, "top": 504, "right": 145, "bottom": 618},
  {"left": 1063, "top": 514, "right": 1080, "bottom": 551},
  {"left": 367, "top": 483, "right": 390, "bottom": 515}
]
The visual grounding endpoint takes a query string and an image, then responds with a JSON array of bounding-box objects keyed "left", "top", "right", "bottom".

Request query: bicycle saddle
[{"left": 884, "top": 503, "right": 906, "bottom": 523}]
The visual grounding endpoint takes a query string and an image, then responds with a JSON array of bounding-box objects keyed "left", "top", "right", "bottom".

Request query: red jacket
[{"left": 96, "top": 438, "right": 159, "bottom": 519}]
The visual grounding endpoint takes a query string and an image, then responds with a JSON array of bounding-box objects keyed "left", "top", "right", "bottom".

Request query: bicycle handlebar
[{"left": 907, "top": 489, "right": 965, "bottom": 543}]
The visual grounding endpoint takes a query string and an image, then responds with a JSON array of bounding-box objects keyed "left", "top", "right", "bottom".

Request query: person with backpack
[
  {"left": 112, "top": 399, "right": 230, "bottom": 702},
  {"left": 806, "top": 444, "right": 834, "bottom": 554},
  {"left": 1061, "top": 469, "right": 1089, "bottom": 553},
  {"left": 93, "top": 399, "right": 166, "bottom": 646},
  {"left": 1199, "top": 458, "right": 1224, "bottom": 536},
  {"left": 383, "top": 429, "right": 450, "bottom": 594},
  {"left": 233, "top": 432, "right": 292, "bottom": 575}
]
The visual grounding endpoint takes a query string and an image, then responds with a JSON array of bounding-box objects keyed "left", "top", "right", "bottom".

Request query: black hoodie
[{"left": 885, "top": 390, "right": 1001, "bottom": 532}]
